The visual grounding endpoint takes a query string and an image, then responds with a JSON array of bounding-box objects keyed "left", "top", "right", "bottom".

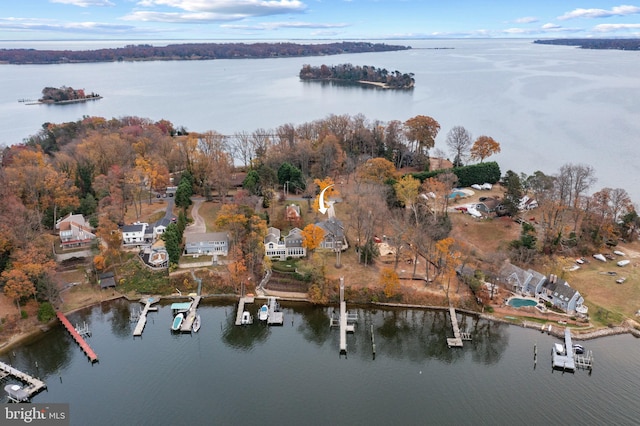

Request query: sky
[{"left": 1, "top": 1, "right": 640, "bottom": 41}]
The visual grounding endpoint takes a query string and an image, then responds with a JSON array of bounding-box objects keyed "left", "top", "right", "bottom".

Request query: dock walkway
[
  {"left": 235, "top": 296, "right": 255, "bottom": 325},
  {"left": 57, "top": 311, "right": 98, "bottom": 362},
  {"left": 180, "top": 295, "right": 202, "bottom": 332},
  {"left": 447, "top": 307, "right": 471, "bottom": 348},
  {"left": 133, "top": 296, "right": 159, "bottom": 337},
  {"left": 329, "top": 278, "right": 357, "bottom": 354},
  {"left": 0, "top": 361, "right": 46, "bottom": 401}
]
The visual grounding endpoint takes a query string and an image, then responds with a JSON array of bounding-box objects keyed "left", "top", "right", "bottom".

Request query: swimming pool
[
  {"left": 508, "top": 298, "right": 537, "bottom": 308},
  {"left": 448, "top": 191, "right": 467, "bottom": 199}
]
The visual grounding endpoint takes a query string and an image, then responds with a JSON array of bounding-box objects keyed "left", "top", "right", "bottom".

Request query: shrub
[
  {"left": 38, "top": 302, "right": 56, "bottom": 322},
  {"left": 20, "top": 310, "right": 28, "bottom": 319}
]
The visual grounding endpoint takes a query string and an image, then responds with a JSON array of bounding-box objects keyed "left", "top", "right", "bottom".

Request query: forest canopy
[
  {"left": 534, "top": 39, "right": 640, "bottom": 50},
  {"left": 0, "top": 42, "right": 411, "bottom": 65}
]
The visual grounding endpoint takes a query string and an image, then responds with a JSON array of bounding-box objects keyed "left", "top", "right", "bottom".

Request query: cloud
[
  {"left": 123, "top": 11, "right": 246, "bottom": 22},
  {"left": 221, "top": 21, "right": 349, "bottom": 31},
  {"left": 50, "top": 0, "right": 115, "bottom": 6},
  {"left": 541, "top": 23, "right": 561, "bottom": 29},
  {"left": 134, "top": 0, "right": 306, "bottom": 15},
  {"left": 515, "top": 17, "right": 538, "bottom": 24},
  {"left": 594, "top": 23, "right": 640, "bottom": 31},
  {"left": 0, "top": 18, "right": 139, "bottom": 34},
  {"left": 558, "top": 5, "right": 640, "bottom": 20}
]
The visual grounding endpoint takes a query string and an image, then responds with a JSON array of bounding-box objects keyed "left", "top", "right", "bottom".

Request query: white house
[
  {"left": 122, "top": 223, "right": 147, "bottom": 245},
  {"left": 184, "top": 232, "right": 229, "bottom": 257},
  {"left": 264, "top": 227, "right": 306, "bottom": 261}
]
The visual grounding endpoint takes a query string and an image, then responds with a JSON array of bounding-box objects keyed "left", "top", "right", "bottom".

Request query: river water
[
  {"left": 2, "top": 299, "right": 640, "bottom": 425},
  {"left": 0, "top": 39, "right": 639, "bottom": 201}
]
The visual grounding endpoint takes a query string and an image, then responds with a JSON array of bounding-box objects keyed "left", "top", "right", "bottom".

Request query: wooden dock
[
  {"left": 0, "top": 361, "right": 47, "bottom": 401},
  {"left": 57, "top": 311, "right": 98, "bottom": 362},
  {"left": 180, "top": 295, "right": 202, "bottom": 332},
  {"left": 133, "top": 296, "right": 159, "bottom": 337},
  {"left": 235, "top": 296, "right": 255, "bottom": 325},
  {"left": 446, "top": 307, "right": 471, "bottom": 348}
]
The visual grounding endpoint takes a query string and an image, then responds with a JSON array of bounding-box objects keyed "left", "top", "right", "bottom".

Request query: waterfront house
[
  {"left": 500, "top": 264, "right": 546, "bottom": 295},
  {"left": 539, "top": 274, "right": 586, "bottom": 315},
  {"left": 98, "top": 272, "right": 116, "bottom": 289},
  {"left": 122, "top": 223, "right": 147, "bottom": 245},
  {"left": 264, "top": 227, "right": 306, "bottom": 260},
  {"left": 316, "top": 218, "right": 348, "bottom": 251},
  {"left": 55, "top": 213, "right": 96, "bottom": 249},
  {"left": 184, "top": 232, "right": 229, "bottom": 257}
]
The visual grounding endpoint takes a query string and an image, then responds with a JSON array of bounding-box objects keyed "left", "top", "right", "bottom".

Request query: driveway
[{"left": 184, "top": 198, "right": 206, "bottom": 235}]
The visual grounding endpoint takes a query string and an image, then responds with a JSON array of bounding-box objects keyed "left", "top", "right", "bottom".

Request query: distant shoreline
[{"left": 25, "top": 96, "right": 102, "bottom": 106}]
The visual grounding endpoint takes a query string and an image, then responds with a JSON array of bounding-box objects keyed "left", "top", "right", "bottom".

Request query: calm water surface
[
  {"left": 2, "top": 299, "right": 640, "bottom": 426},
  {"left": 0, "top": 39, "right": 639, "bottom": 201}
]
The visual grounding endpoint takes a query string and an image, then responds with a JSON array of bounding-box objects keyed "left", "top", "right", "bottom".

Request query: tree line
[
  {"left": 534, "top": 39, "right": 640, "bottom": 51},
  {"left": 0, "top": 42, "right": 411, "bottom": 64}
]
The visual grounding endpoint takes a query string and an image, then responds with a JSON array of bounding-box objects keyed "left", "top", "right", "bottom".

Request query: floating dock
[
  {"left": 56, "top": 311, "right": 98, "bottom": 362},
  {"left": 447, "top": 307, "right": 471, "bottom": 348},
  {"left": 180, "top": 295, "right": 202, "bottom": 332},
  {"left": 266, "top": 297, "right": 284, "bottom": 326},
  {"left": 0, "top": 361, "right": 47, "bottom": 401},
  {"left": 133, "top": 296, "right": 160, "bottom": 337},
  {"left": 235, "top": 295, "right": 255, "bottom": 325}
]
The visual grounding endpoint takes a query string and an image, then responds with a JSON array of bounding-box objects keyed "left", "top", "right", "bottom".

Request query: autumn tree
[
  {"left": 470, "top": 135, "right": 501, "bottom": 163},
  {"left": 2, "top": 269, "right": 35, "bottom": 312},
  {"left": 394, "top": 175, "right": 420, "bottom": 219},
  {"left": 434, "top": 237, "right": 461, "bottom": 303},
  {"left": 356, "top": 158, "right": 396, "bottom": 184},
  {"left": 380, "top": 267, "right": 400, "bottom": 299},
  {"left": 404, "top": 115, "right": 440, "bottom": 155},
  {"left": 301, "top": 224, "right": 325, "bottom": 256},
  {"left": 445, "top": 125, "right": 472, "bottom": 167},
  {"left": 312, "top": 177, "right": 340, "bottom": 213}
]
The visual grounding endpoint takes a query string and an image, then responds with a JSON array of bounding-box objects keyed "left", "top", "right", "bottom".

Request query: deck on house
[
  {"left": 235, "top": 296, "right": 255, "bottom": 325},
  {"left": 133, "top": 296, "right": 159, "bottom": 337},
  {"left": 56, "top": 311, "right": 98, "bottom": 362},
  {"left": 0, "top": 361, "right": 47, "bottom": 401}
]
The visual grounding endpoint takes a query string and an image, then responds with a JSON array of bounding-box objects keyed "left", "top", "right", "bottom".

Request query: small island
[
  {"left": 299, "top": 63, "right": 415, "bottom": 89},
  {"left": 38, "top": 86, "right": 102, "bottom": 104}
]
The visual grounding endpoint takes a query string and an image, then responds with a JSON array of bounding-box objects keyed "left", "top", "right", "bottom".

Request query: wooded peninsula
[
  {"left": 299, "top": 63, "right": 415, "bottom": 89},
  {"left": 0, "top": 41, "right": 411, "bottom": 65},
  {"left": 38, "top": 86, "right": 101, "bottom": 104},
  {"left": 534, "top": 38, "right": 640, "bottom": 50}
]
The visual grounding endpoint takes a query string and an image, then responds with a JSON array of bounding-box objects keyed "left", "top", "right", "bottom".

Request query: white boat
[
  {"left": 171, "top": 313, "right": 184, "bottom": 331},
  {"left": 554, "top": 343, "right": 565, "bottom": 355},
  {"left": 614, "top": 250, "right": 626, "bottom": 256},
  {"left": 573, "top": 344, "right": 585, "bottom": 354},
  {"left": 593, "top": 253, "right": 607, "bottom": 262},
  {"left": 192, "top": 314, "right": 201, "bottom": 332},
  {"left": 258, "top": 304, "right": 269, "bottom": 321},
  {"left": 617, "top": 259, "right": 630, "bottom": 267},
  {"left": 241, "top": 311, "right": 253, "bottom": 325}
]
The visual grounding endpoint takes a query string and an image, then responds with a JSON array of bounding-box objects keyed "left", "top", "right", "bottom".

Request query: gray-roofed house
[
  {"left": 184, "top": 232, "right": 229, "bottom": 257},
  {"left": 98, "top": 272, "right": 116, "bottom": 289},
  {"left": 539, "top": 274, "right": 586, "bottom": 315},
  {"left": 316, "top": 218, "right": 348, "bottom": 251},
  {"left": 500, "top": 263, "right": 546, "bottom": 295}
]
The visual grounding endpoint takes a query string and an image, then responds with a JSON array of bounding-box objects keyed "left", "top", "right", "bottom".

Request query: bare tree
[
  {"left": 231, "top": 130, "right": 253, "bottom": 168},
  {"left": 445, "top": 125, "right": 472, "bottom": 167}
]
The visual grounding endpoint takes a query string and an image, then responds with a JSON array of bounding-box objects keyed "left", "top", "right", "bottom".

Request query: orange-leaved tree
[
  {"left": 2, "top": 269, "right": 35, "bottom": 313},
  {"left": 470, "top": 135, "right": 501, "bottom": 163},
  {"left": 301, "top": 224, "right": 325, "bottom": 257},
  {"left": 312, "top": 177, "right": 339, "bottom": 213},
  {"left": 380, "top": 267, "right": 400, "bottom": 299}
]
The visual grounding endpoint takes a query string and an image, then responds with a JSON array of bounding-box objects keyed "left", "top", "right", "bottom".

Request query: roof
[
  {"left": 170, "top": 302, "right": 192, "bottom": 311},
  {"left": 315, "top": 218, "right": 345, "bottom": 238},
  {"left": 542, "top": 276, "right": 578, "bottom": 301},
  {"left": 98, "top": 272, "right": 116, "bottom": 289},
  {"left": 122, "top": 224, "right": 145, "bottom": 233},
  {"left": 184, "top": 232, "right": 229, "bottom": 244}
]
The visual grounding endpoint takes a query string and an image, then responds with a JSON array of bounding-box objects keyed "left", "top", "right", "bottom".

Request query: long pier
[
  {"left": 447, "top": 307, "right": 471, "bottom": 348},
  {"left": 235, "top": 296, "right": 255, "bottom": 325},
  {"left": 180, "top": 295, "right": 202, "bottom": 332},
  {"left": 0, "top": 361, "right": 47, "bottom": 401},
  {"left": 329, "top": 278, "right": 356, "bottom": 355},
  {"left": 56, "top": 311, "right": 98, "bottom": 362},
  {"left": 267, "top": 297, "right": 284, "bottom": 326},
  {"left": 133, "top": 296, "right": 159, "bottom": 337}
]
